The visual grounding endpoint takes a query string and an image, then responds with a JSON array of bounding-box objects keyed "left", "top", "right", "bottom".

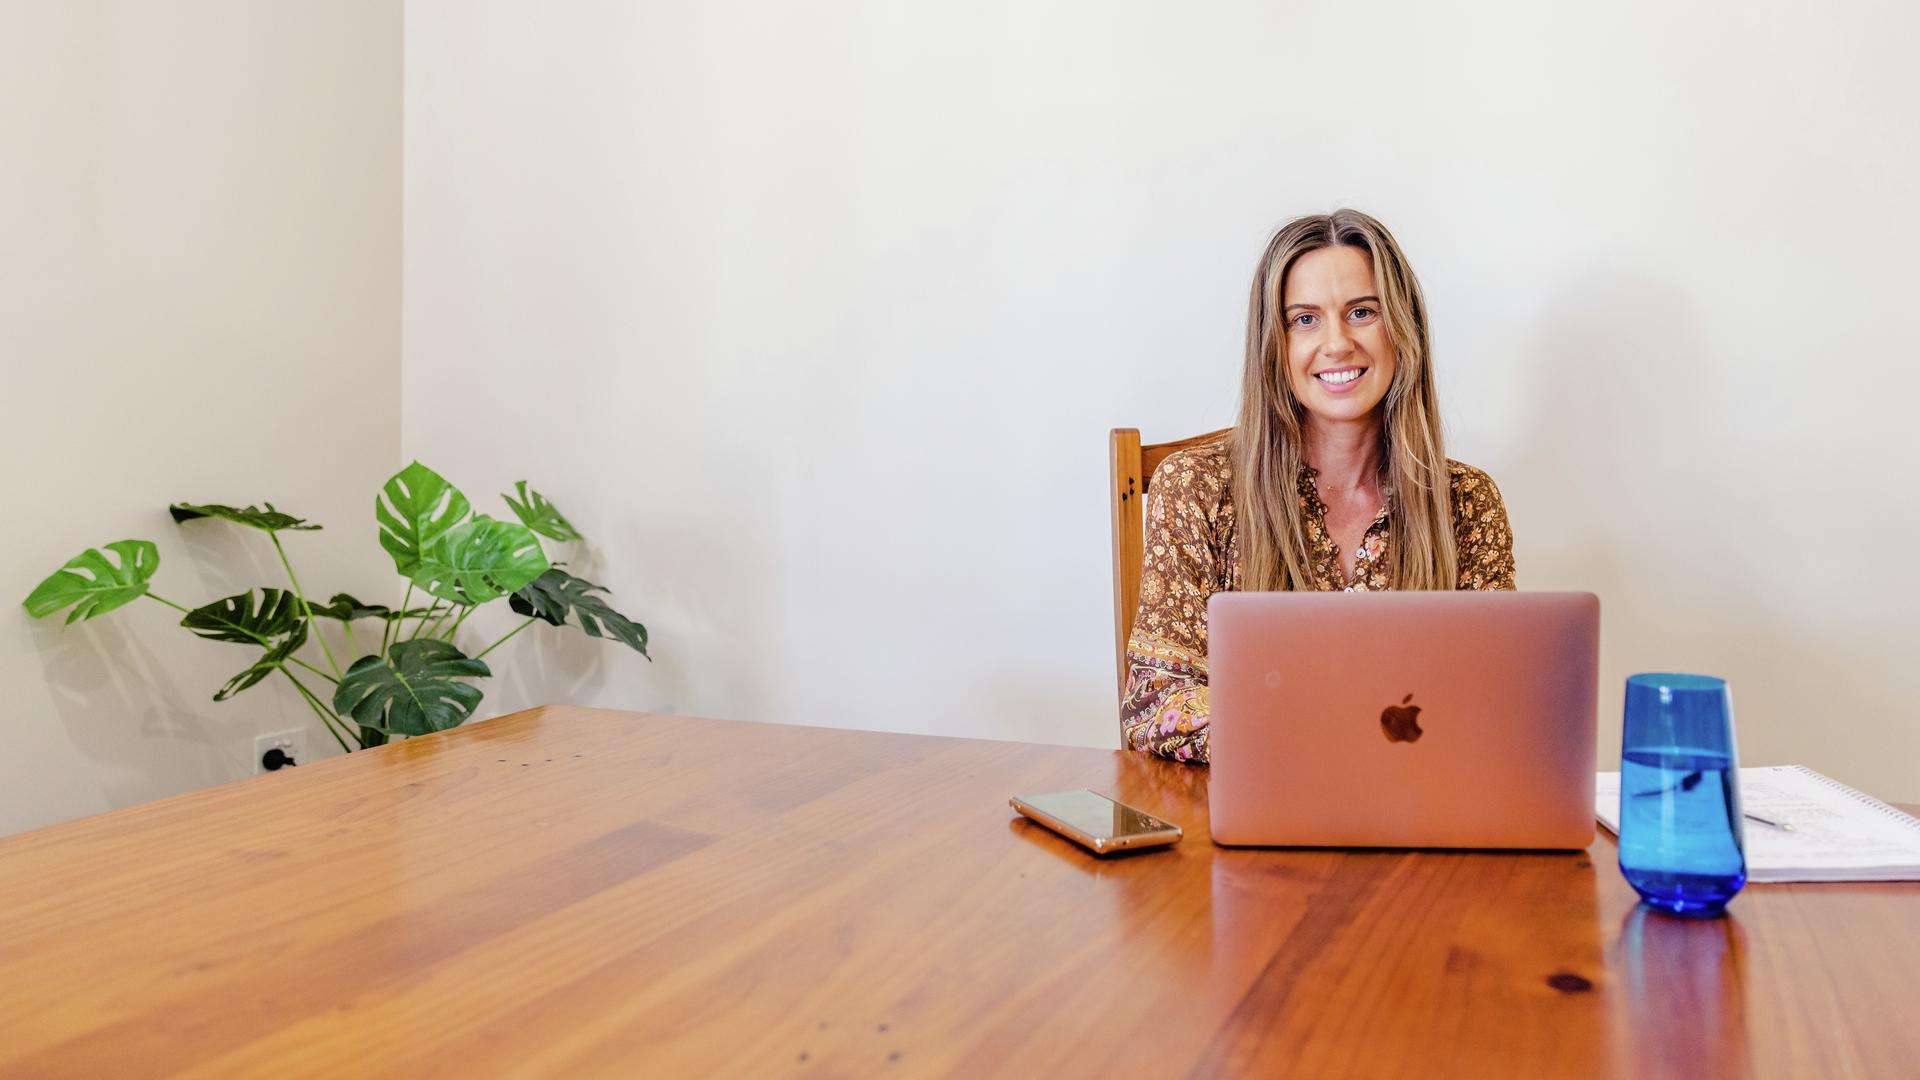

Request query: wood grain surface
[{"left": 1, "top": 706, "right": 1914, "bottom": 1078}]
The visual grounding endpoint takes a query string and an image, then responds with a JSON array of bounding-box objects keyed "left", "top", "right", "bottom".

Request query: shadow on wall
[
  {"left": 1509, "top": 266, "right": 1880, "bottom": 777},
  {"left": 472, "top": 532, "right": 723, "bottom": 728},
  {"left": 488, "top": 541, "right": 614, "bottom": 719},
  {"left": 1505, "top": 266, "right": 1712, "bottom": 620},
  {"left": 486, "top": 625, "right": 610, "bottom": 722},
  {"left": 36, "top": 615, "right": 233, "bottom": 810},
  {"left": 31, "top": 522, "right": 306, "bottom": 809}
]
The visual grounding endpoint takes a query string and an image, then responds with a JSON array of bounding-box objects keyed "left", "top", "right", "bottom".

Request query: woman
[{"left": 1122, "top": 209, "right": 1515, "bottom": 764}]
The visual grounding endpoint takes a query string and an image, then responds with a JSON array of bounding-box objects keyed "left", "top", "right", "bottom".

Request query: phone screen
[{"left": 1020, "top": 789, "right": 1175, "bottom": 840}]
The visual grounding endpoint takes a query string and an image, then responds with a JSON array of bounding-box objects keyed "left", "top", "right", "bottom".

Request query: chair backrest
[{"left": 1108, "top": 427, "right": 1232, "bottom": 717}]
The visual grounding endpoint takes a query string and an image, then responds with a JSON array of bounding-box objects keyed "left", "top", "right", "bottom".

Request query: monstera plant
[{"left": 21, "top": 462, "right": 647, "bottom": 752}]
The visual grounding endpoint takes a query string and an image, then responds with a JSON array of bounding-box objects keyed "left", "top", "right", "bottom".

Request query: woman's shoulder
[
  {"left": 1445, "top": 458, "right": 1501, "bottom": 492},
  {"left": 1445, "top": 458, "right": 1516, "bottom": 586},
  {"left": 1149, "top": 439, "right": 1233, "bottom": 503},
  {"left": 1444, "top": 458, "right": 1508, "bottom": 515}
]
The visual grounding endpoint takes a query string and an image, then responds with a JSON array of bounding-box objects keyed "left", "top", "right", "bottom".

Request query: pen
[{"left": 1743, "top": 811, "right": 1795, "bottom": 832}]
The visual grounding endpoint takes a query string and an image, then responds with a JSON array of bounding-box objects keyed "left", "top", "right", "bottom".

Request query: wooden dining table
[{"left": 1, "top": 706, "right": 1914, "bottom": 1077}]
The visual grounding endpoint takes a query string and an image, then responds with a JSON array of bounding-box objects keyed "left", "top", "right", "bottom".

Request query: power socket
[{"left": 254, "top": 729, "right": 311, "bottom": 774}]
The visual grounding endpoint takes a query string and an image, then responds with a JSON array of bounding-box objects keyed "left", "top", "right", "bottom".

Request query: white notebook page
[{"left": 1595, "top": 765, "right": 1920, "bottom": 883}]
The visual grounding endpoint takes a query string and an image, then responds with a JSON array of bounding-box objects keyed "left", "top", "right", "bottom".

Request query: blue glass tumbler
[{"left": 1617, "top": 673, "right": 1746, "bottom": 917}]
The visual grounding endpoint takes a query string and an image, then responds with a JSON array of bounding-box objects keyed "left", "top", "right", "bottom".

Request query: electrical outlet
[{"left": 254, "top": 729, "right": 311, "bottom": 774}]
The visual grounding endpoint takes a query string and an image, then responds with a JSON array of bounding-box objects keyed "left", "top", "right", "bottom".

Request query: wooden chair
[{"left": 1108, "top": 427, "right": 1231, "bottom": 714}]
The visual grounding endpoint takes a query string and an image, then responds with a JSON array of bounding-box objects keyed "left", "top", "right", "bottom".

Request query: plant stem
[
  {"left": 383, "top": 582, "right": 413, "bottom": 657},
  {"left": 441, "top": 604, "right": 475, "bottom": 642},
  {"left": 282, "top": 666, "right": 341, "bottom": 727},
  {"left": 290, "top": 657, "right": 339, "bottom": 684},
  {"left": 307, "top": 618, "right": 343, "bottom": 668},
  {"left": 270, "top": 531, "right": 341, "bottom": 678},
  {"left": 411, "top": 601, "right": 454, "bottom": 642},
  {"left": 423, "top": 603, "right": 458, "bottom": 641},
  {"left": 145, "top": 592, "right": 193, "bottom": 615},
  {"left": 380, "top": 584, "right": 403, "bottom": 653},
  {"left": 296, "top": 671, "right": 358, "bottom": 751},
  {"left": 282, "top": 669, "right": 355, "bottom": 752},
  {"left": 475, "top": 616, "right": 537, "bottom": 660}
]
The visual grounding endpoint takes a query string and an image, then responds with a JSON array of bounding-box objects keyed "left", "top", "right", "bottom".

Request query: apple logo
[{"left": 1380, "top": 693, "right": 1424, "bottom": 743}]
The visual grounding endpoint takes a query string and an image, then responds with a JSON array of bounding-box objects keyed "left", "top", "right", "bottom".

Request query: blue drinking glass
[{"left": 1617, "top": 673, "right": 1746, "bottom": 917}]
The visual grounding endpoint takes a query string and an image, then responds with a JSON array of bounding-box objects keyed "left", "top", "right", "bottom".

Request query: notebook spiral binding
[{"left": 1790, "top": 765, "right": 1920, "bottom": 832}]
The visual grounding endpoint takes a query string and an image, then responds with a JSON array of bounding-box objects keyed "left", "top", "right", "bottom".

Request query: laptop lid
[{"left": 1206, "top": 591, "right": 1599, "bottom": 849}]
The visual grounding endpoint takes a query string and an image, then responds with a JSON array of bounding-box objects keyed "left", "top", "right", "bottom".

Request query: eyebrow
[{"left": 1284, "top": 295, "right": 1380, "bottom": 313}]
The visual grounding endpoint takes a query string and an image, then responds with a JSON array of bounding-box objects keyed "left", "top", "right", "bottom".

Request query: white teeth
[{"left": 1317, "top": 368, "right": 1362, "bottom": 385}]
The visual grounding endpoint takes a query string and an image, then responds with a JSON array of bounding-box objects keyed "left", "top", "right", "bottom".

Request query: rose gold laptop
[{"left": 1207, "top": 591, "right": 1598, "bottom": 849}]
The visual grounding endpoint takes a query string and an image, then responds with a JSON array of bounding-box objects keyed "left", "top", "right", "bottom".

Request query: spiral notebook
[{"left": 1595, "top": 765, "right": 1920, "bottom": 883}]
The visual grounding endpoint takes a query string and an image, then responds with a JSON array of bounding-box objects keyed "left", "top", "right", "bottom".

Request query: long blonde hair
[{"left": 1229, "top": 209, "right": 1457, "bottom": 591}]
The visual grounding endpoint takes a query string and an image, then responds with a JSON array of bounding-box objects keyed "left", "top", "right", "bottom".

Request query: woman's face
[{"left": 1281, "top": 244, "right": 1396, "bottom": 426}]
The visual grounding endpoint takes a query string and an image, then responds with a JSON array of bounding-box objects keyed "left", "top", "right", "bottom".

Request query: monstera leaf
[
  {"left": 502, "top": 481, "right": 582, "bottom": 543},
  {"left": 305, "top": 592, "right": 438, "bottom": 622},
  {"left": 182, "top": 589, "right": 304, "bottom": 645},
  {"left": 376, "top": 462, "right": 471, "bottom": 577},
  {"left": 169, "top": 502, "right": 320, "bottom": 532},
  {"left": 21, "top": 540, "right": 160, "bottom": 624},
  {"left": 331, "top": 639, "right": 490, "bottom": 736},
  {"left": 509, "top": 568, "right": 649, "bottom": 657},
  {"left": 408, "top": 515, "right": 549, "bottom": 605},
  {"left": 213, "top": 621, "right": 309, "bottom": 701}
]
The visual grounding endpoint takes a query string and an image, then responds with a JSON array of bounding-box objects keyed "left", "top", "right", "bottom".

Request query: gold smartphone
[{"left": 1009, "top": 789, "right": 1183, "bottom": 855}]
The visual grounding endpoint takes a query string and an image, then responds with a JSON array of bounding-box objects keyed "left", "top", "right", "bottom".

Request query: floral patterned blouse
[{"left": 1121, "top": 440, "right": 1516, "bottom": 764}]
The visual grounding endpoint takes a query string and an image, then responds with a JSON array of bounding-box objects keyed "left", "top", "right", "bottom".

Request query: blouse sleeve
[
  {"left": 1120, "top": 453, "right": 1225, "bottom": 764},
  {"left": 1451, "top": 465, "right": 1516, "bottom": 590}
]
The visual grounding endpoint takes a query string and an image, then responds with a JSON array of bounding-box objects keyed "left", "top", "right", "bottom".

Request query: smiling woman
[{"left": 1122, "top": 210, "right": 1516, "bottom": 764}]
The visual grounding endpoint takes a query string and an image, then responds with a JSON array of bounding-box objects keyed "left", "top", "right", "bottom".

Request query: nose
[{"left": 1320, "top": 317, "right": 1354, "bottom": 361}]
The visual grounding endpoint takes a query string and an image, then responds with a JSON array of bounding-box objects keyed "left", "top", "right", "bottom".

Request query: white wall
[
  {"left": 1, "top": 1, "right": 401, "bottom": 834},
  {"left": 5, "top": 2, "right": 1909, "bottom": 834},
  {"left": 406, "top": 0, "right": 1920, "bottom": 802}
]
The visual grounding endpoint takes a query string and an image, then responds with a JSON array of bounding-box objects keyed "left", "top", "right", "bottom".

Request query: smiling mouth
[{"left": 1314, "top": 366, "right": 1367, "bottom": 387}]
